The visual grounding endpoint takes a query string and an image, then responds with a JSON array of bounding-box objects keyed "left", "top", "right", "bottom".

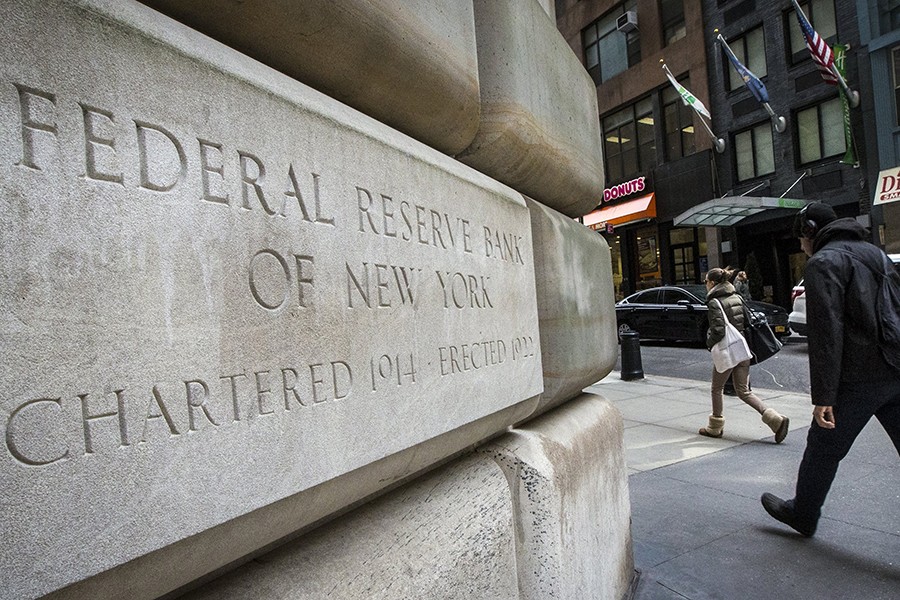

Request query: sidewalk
[{"left": 587, "top": 373, "right": 900, "bottom": 600}]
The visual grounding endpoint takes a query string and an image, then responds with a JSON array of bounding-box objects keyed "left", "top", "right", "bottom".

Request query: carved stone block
[
  {"left": 138, "top": 0, "right": 482, "bottom": 157},
  {"left": 0, "top": 1, "right": 541, "bottom": 597},
  {"left": 458, "top": 0, "right": 605, "bottom": 218},
  {"left": 526, "top": 197, "right": 618, "bottom": 417}
]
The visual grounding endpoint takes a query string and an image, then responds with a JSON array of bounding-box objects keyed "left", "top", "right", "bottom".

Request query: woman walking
[{"left": 699, "top": 268, "right": 790, "bottom": 442}]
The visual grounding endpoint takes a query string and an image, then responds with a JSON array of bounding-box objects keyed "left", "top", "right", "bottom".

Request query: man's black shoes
[{"left": 761, "top": 493, "right": 817, "bottom": 537}]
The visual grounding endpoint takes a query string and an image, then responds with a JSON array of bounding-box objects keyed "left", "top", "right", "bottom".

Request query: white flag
[{"left": 664, "top": 68, "right": 711, "bottom": 120}]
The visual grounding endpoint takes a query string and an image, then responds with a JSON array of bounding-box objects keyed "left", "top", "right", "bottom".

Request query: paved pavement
[{"left": 586, "top": 372, "right": 900, "bottom": 600}]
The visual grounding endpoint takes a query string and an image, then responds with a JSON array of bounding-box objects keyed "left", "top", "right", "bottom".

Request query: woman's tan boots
[
  {"left": 698, "top": 415, "right": 725, "bottom": 438},
  {"left": 762, "top": 408, "right": 790, "bottom": 443}
]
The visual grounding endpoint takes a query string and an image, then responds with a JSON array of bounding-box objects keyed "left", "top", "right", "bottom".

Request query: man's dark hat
[{"left": 793, "top": 202, "right": 837, "bottom": 238}]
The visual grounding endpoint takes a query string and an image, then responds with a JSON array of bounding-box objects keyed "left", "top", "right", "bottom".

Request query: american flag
[{"left": 794, "top": 3, "right": 838, "bottom": 85}]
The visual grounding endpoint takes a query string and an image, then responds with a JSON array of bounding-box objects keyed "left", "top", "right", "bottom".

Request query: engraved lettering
[
  {"left": 438, "top": 339, "right": 508, "bottom": 375},
  {"left": 436, "top": 271, "right": 493, "bottom": 309},
  {"left": 354, "top": 186, "right": 472, "bottom": 253},
  {"left": 239, "top": 151, "right": 276, "bottom": 214},
  {"left": 249, "top": 249, "right": 291, "bottom": 311},
  {"left": 511, "top": 335, "right": 537, "bottom": 360},
  {"left": 346, "top": 261, "right": 371, "bottom": 308},
  {"left": 281, "top": 368, "right": 307, "bottom": 408},
  {"left": 284, "top": 169, "right": 334, "bottom": 225},
  {"left": 309, "top": 363, "right": 326, "bottom": 404},
  {"left": 5, "top": 398, "right": 69, "bottom": 466},
  {"left": 220, "top": 373, "right": 247, "bottom": 422},
  {"left": 484, "top": 226, "right": 525, "bottom": 265},
  {"left": 369, "top": 353, "right": 415, "bottom": 391},
  {"left": 141, "top": 385, "right": 180, "bottom": 442},
  {"left": 430, "top": 209, "right": 446, "bottom": 249},
  {"left": 381, "top": 194, "right": 396, "bottom": 238},
  {"left": 14, "top": 84, "right": 58, "bottom": 171},
  {"left": 399, "top": 200, "right": 414, "bottom": 241},
  {"left": 416, "top": 204, "right": 428, "bottom": 244},
  {"left": 310, "top": 361, "right": 353, "bottom": 403},
  {"left": 331, "top": 361, "right": 352, "bottom": 400},
  {"left": 199, "top": 138, "right": 228, "bottom": 205},
  {"left": 185, "top": 379, "right": 219, "bottom": 431},
  {"left": 356, "top": 186, "right": 379, "bottom": 233},
  {"left": 81, "top": 104, "right": 124, "bottom": 184},
  {"left": 294, "top": 254, "right": 314, "bottom": 308},
  {"left": 392, "top": 265, "right": 419, "bottom": 306},
  {"left": 80, "top": 390, "right": 129, "bottom": 455},
  {"left": 375, "top": 263, "right": 390, "bottom": 307},
  {"left": 346, "top": 262, "right": 421, "bottom": 309},
  {"left": 135, "top": 120, "right": 186, "bottom": 191},
  {"left": 254, "top": 371, "right": 274, "bottom": 416}
]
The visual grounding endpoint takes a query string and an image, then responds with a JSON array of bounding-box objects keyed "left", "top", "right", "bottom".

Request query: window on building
[
  {"left": 894, "top": 47, "right": 900, "bottom": 127},
  {"left": 660, "top": 0, "right": 686, "bottom": 45},
  {"left": 726, "top": 27, "right": 767, "bottom": 91},
  {"left": 603, "top": 97, "right": 656, "bottom": 183},
  {"left": 878, "top": 0, "right": 900, "bottom": 36},
  {"left": 662, "top": 80, "right": 696, "bottom": 161},
  {"left": 788, "top": 0, "right": 836, "bottom": 63},
  {"left": 582, "top": 1, "right": 640, "bottom": 85},
  {"left": 797, "top": 97, "right": 845, "bottom": 164},
  {"left": 735, "top": 123, "right": 775, "bottom": 181}
]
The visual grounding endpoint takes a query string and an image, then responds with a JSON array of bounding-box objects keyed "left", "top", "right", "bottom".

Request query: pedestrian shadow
[{"left": 756, "top": 525, "right": 900, "bottom": 584}]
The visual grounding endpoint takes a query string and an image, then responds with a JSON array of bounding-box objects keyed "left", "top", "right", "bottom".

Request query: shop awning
[
  {"left": 673, "top": 196, "right": 805, "bottom": 227},
  {"left": 582, "top": 193, "right": 656, "bottom": 228}
]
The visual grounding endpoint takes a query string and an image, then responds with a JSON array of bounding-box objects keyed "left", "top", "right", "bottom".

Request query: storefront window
[
  {"left": 609, "top": 235, "right": 624, "bottom": 300},
  {"left": 669, "top": 228, "right": 697, "bottom": 284},
  {"left": 635, "top": 225, "right": 661, "bottom": 288}
]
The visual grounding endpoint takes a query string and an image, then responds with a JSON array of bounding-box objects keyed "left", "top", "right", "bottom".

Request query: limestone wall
[{"left": 0, "top": 1, "right": 629, "bottom": 598}]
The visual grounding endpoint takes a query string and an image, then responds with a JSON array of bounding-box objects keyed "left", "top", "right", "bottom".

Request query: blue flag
[{"left": 718, "top": 34, "right": 770, "bottom": 104}]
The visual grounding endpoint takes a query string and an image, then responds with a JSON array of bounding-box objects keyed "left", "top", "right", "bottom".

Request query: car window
[
  {"left": 662, "top": 289, "right": 694, "bottom": 305},
  {"left": 630, "top": 290, "right": 660, "bottom": 304},
  {"left": 681, "top": 285, "right": 707, "bottom": 302}
]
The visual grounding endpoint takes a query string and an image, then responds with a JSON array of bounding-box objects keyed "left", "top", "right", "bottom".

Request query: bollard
[{"left": 620, "top": 331, "right": 644, "bottom": 381}]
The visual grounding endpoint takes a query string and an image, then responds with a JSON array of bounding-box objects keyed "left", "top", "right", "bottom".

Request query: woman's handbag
[
  {"left": 742, "top": 303, "right": 782, "bottom": 364},
  {"left": 710, "top": 298, "right": 753, "bottom": 373}
]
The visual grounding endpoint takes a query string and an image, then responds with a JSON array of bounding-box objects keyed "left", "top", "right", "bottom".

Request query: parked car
[
  {"left": 615, "top": 285, "right": 791, "bottom": 343},
  {"left": 890, "top": 254, "right": 900, "bottom": 272},
  {"left": 790, "top": 255, "right": 898, "bottom": 339},
  {"left": 789, "top": 279, "right": 806, "bottom": 337}
]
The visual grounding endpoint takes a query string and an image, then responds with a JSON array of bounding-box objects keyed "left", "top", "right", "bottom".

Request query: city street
[{"left": 617, "top": 335, "right": 811, "bottom": 393}]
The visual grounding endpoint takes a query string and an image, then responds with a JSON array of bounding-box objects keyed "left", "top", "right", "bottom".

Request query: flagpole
[
  {"left": 696, "top": 109, "right": 727, "bottom": 154},
  {"left": 715, "top": 32, "right": 786, "bottom": 133},
  {"left": 790, "top": 0, "right": 860, "bottom": 108},
  {"left": 761, "top": 103, "right": 787, "bottom": 133},
  {"left": 661, "top": 61, "right": 725, "bottom": 153}
]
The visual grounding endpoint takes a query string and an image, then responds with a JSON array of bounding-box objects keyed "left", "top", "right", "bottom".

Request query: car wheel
[{"left": 617, "top": 323, "right": 634, "bottom": 341}]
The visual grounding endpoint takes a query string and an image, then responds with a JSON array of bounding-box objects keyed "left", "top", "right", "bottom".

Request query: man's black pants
[{"left": 794, "top": 379, "right": 900, "bottom": 526}]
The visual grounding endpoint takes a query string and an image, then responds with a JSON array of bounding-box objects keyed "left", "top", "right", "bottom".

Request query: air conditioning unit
[{"left": 616, "top": 10, "right": 638, "bottom": 33}]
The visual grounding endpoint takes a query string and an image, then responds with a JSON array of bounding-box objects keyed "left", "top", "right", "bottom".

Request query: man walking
[{"left": 761, "top": 202, "right": 900, "bottom": 536}]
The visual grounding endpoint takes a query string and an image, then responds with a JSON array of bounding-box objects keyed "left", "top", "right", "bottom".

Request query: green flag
[{"left": 833, "top": 45, "right": 857, "bottom": 167}]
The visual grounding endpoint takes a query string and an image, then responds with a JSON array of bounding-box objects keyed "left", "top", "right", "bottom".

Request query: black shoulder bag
[{"left": 742, "top": 300, "right": 782, "bottom": 364}]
